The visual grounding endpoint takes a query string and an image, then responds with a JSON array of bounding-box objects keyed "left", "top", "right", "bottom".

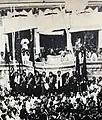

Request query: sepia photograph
[{"left": 0, "top": 0, "right": 102, "bottom": 120}]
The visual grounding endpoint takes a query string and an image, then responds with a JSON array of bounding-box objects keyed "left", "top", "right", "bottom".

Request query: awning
[
  {"left": 3, "top": 16, "right": 37, "bottom": 33},
  {"left": 70, "top": 12, "right": 102, "bottom": 32},
  {"left": 37, "top": 13, "right": 70, "bottom": 32},
  {"left": 3, "top": 11, "right": 102, "bottom": 34}
]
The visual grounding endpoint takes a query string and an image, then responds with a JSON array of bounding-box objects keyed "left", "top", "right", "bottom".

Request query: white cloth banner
[{"left": 98, "top": 30, "right": 102, "bottom": 48}]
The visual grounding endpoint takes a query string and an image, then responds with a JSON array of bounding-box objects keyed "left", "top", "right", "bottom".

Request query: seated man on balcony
[
  {"left": 0, "top": 52, "right": 5, "bottom": 64},
  {"left": 55, "top": 71, "right": 62, "bottom": 90},
  {"left": 35, "top": 54, "right": 42, "bottom": 62},
  {"left": 91, "top": 51, "right": 97, "bottom": 61}
]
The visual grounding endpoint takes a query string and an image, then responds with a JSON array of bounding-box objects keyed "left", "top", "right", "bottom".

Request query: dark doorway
[
  {"left": 40, "top": 33, "right": 66, "bottom": 49},
  {"left": 71, "top": 30, "right": 98, "bottom": 49}
]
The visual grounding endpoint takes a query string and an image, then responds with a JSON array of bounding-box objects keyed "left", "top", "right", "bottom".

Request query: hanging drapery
[
  {"left": 0, "top": 34, "right": 9, "bottom": 53},
  {"left": 5, "top": 42, "right": 10, "bottom": 64},
  {"left": 98, "top": 30, "right": 102, "bottom": 49},
  {"left": 29, "top": 29, "right": 35, "bottom": 72},
  {"left": 82, "top": 48, "right": 88, "bottom": 81},
  {"left": 75, "top": 51, "right": 80, "bottom": 77},
  {"left": 15, "top": 31, "right": 22, "bottom": 64}
]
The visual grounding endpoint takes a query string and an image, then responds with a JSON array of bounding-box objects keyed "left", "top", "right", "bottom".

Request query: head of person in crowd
[
  {"left": 57, "top": 71, "right": 61, "bottom": 77},
  {"left": 35, "top": 71, "right": 39, "bottom": 77},
  {"left": 22, "top": 71, "right": 26, "bottom": 78},
  {"left": 49, "top": 72, "right": 53, "bottom": 77},
  {"left": 28, "top": 72, "right": 33, "bottom": 79},
  {"left": 66, "top": 72, "right": 70, "bottom": 78},
  {"left": 0, "top": 103, "right": 3, "bottom": 110},
  {"left": 42, "top": 71, "right": 46, "bottom": 77},
  {"left": 92, "top": 77, "right": 96, "bottom": 84},
  {"left": 14, "top": 71, "right": 18, "bottom": 77},
  {"left": 82, "top": 91, "right": 88, "bottom": 97},
  {"left": 98, "top": 76, "right": 102, "bottom": 83},
  {"left": 70, "top": 92, "right": 74, "bottom": 98},
  {"left": 72, "top": 71, "right": 76, "bottom": 77}
]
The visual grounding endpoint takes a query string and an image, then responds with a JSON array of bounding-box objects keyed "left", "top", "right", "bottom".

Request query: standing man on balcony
[
  {"left": 55, "top": 71, "right": 62, "bottom": 92},
  {"left": 48, "top": 72, "right": 56, "bottom": 94}
]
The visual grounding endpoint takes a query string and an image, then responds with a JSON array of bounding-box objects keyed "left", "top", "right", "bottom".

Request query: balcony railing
[{"left": 0, "top": 60, "right": 33, "bottom": 67}]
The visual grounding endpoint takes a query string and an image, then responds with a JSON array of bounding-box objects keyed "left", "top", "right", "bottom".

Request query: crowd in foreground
[{"left": 0, "top": 70, "right": 102, "bottom": 120}]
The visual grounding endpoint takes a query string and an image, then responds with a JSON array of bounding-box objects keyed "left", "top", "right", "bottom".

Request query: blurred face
[
  {"left": 57, "top": 71, "right": 61, "bottom": 76},
  {"left": 0, "top": 103, "right": 3, "bottom": 109},
  {"left": 70, "top": 92, "right": 74, "bottom": 97},
  {"left": 23, "top": 72, "right": 26, "bottom": 77},
  {"left": 30, "top": 110, "right": 33, "bottom": 114},
  {"left": 32, "top": 94, "right": 34, "bottom": 98},
  {"left": 42, "top": 72, "right": 46, "bottom": 77},
  {"left": 66, "top": 72, "right": 69, "bottom": 77},
  {"left": 99, "top": 77, "right": 102, "bottom": 81},
  {"left": 41, "top": 108, "right": 44, "bottom": 112},
  {"left": 35, "top": 72, "right": 39, "bottom": 76},
  {"left": 72, "top": 71, "right": 75, "bottom": 76},
  {"left": 92, "top": 77, "right": 96, "bottom": 81},
  {"left": 70, "top": 112, "right": 73, "bottom": 116},
  {"left": 0, "top": 52, "right": 4, "bottom": 57},
  {"left": 49, "top": 72, "right": 53, "bottom": 77},
  {"left": 15, "top": 72, "right": 18, "bottom": 76},
  {"left": 22, "top": 105, "right": 25, "bottom": 109},
  {"left": 51, "top": 96, "right": 55, "bottom": 101},
  {"left": 28, "top": 72, "right": 32, "bottom": 77},
  {"left": 5, "top": 99, "right": 9, "bottom": 105}
]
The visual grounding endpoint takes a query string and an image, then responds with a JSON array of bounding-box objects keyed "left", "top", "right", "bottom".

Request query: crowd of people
[{"left": 0, "top": 69, "right": 102, "bottom": 120}]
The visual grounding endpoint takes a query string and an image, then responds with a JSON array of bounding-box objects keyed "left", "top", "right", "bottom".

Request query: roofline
[
  {"left": 0, "top": 1, "right": 101, "bottom": 9},
  {"left": 0, "top": 2, "right": 65, "bottom": 9}
]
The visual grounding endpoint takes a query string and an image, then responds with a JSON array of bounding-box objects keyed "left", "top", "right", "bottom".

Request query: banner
[
  {"left": 98, "top": 30, "right": 102, "bottom": 49},
  {"left": 5, "top": 43, "right": 10, "bottom": 64}
]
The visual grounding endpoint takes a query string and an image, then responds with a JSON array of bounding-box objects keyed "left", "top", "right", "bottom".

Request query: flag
[
  {"left": 4, "top": 43, "right": 10, "bottom": 64},
  {"left": 15, "top": 33, "right": 22, "bottom": 63},
  {"left": 82, "top": 48, "right": 88, "bottom": 80},
  {"left": 75, "top": 51, "right": 80, "bottom": 77},
  {"left": 15, "top": 43, "right": 22, "bottom": 63},
  {"left": 29, "top": 29, "right": 35, "bottom": 67},
  {"left": 0, "top": 11, "right": 2, "bottom": 26}
]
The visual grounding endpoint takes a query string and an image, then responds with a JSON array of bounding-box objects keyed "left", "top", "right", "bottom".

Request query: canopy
[
  {"left": 3, "top": 16, "right": 37, "bottom": 33},
  {"left": 70, "top": 12, "right": 102, "bottom": 32},
  {"left": 3, "top": 11, "right": 102, "bottom": 34}
]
